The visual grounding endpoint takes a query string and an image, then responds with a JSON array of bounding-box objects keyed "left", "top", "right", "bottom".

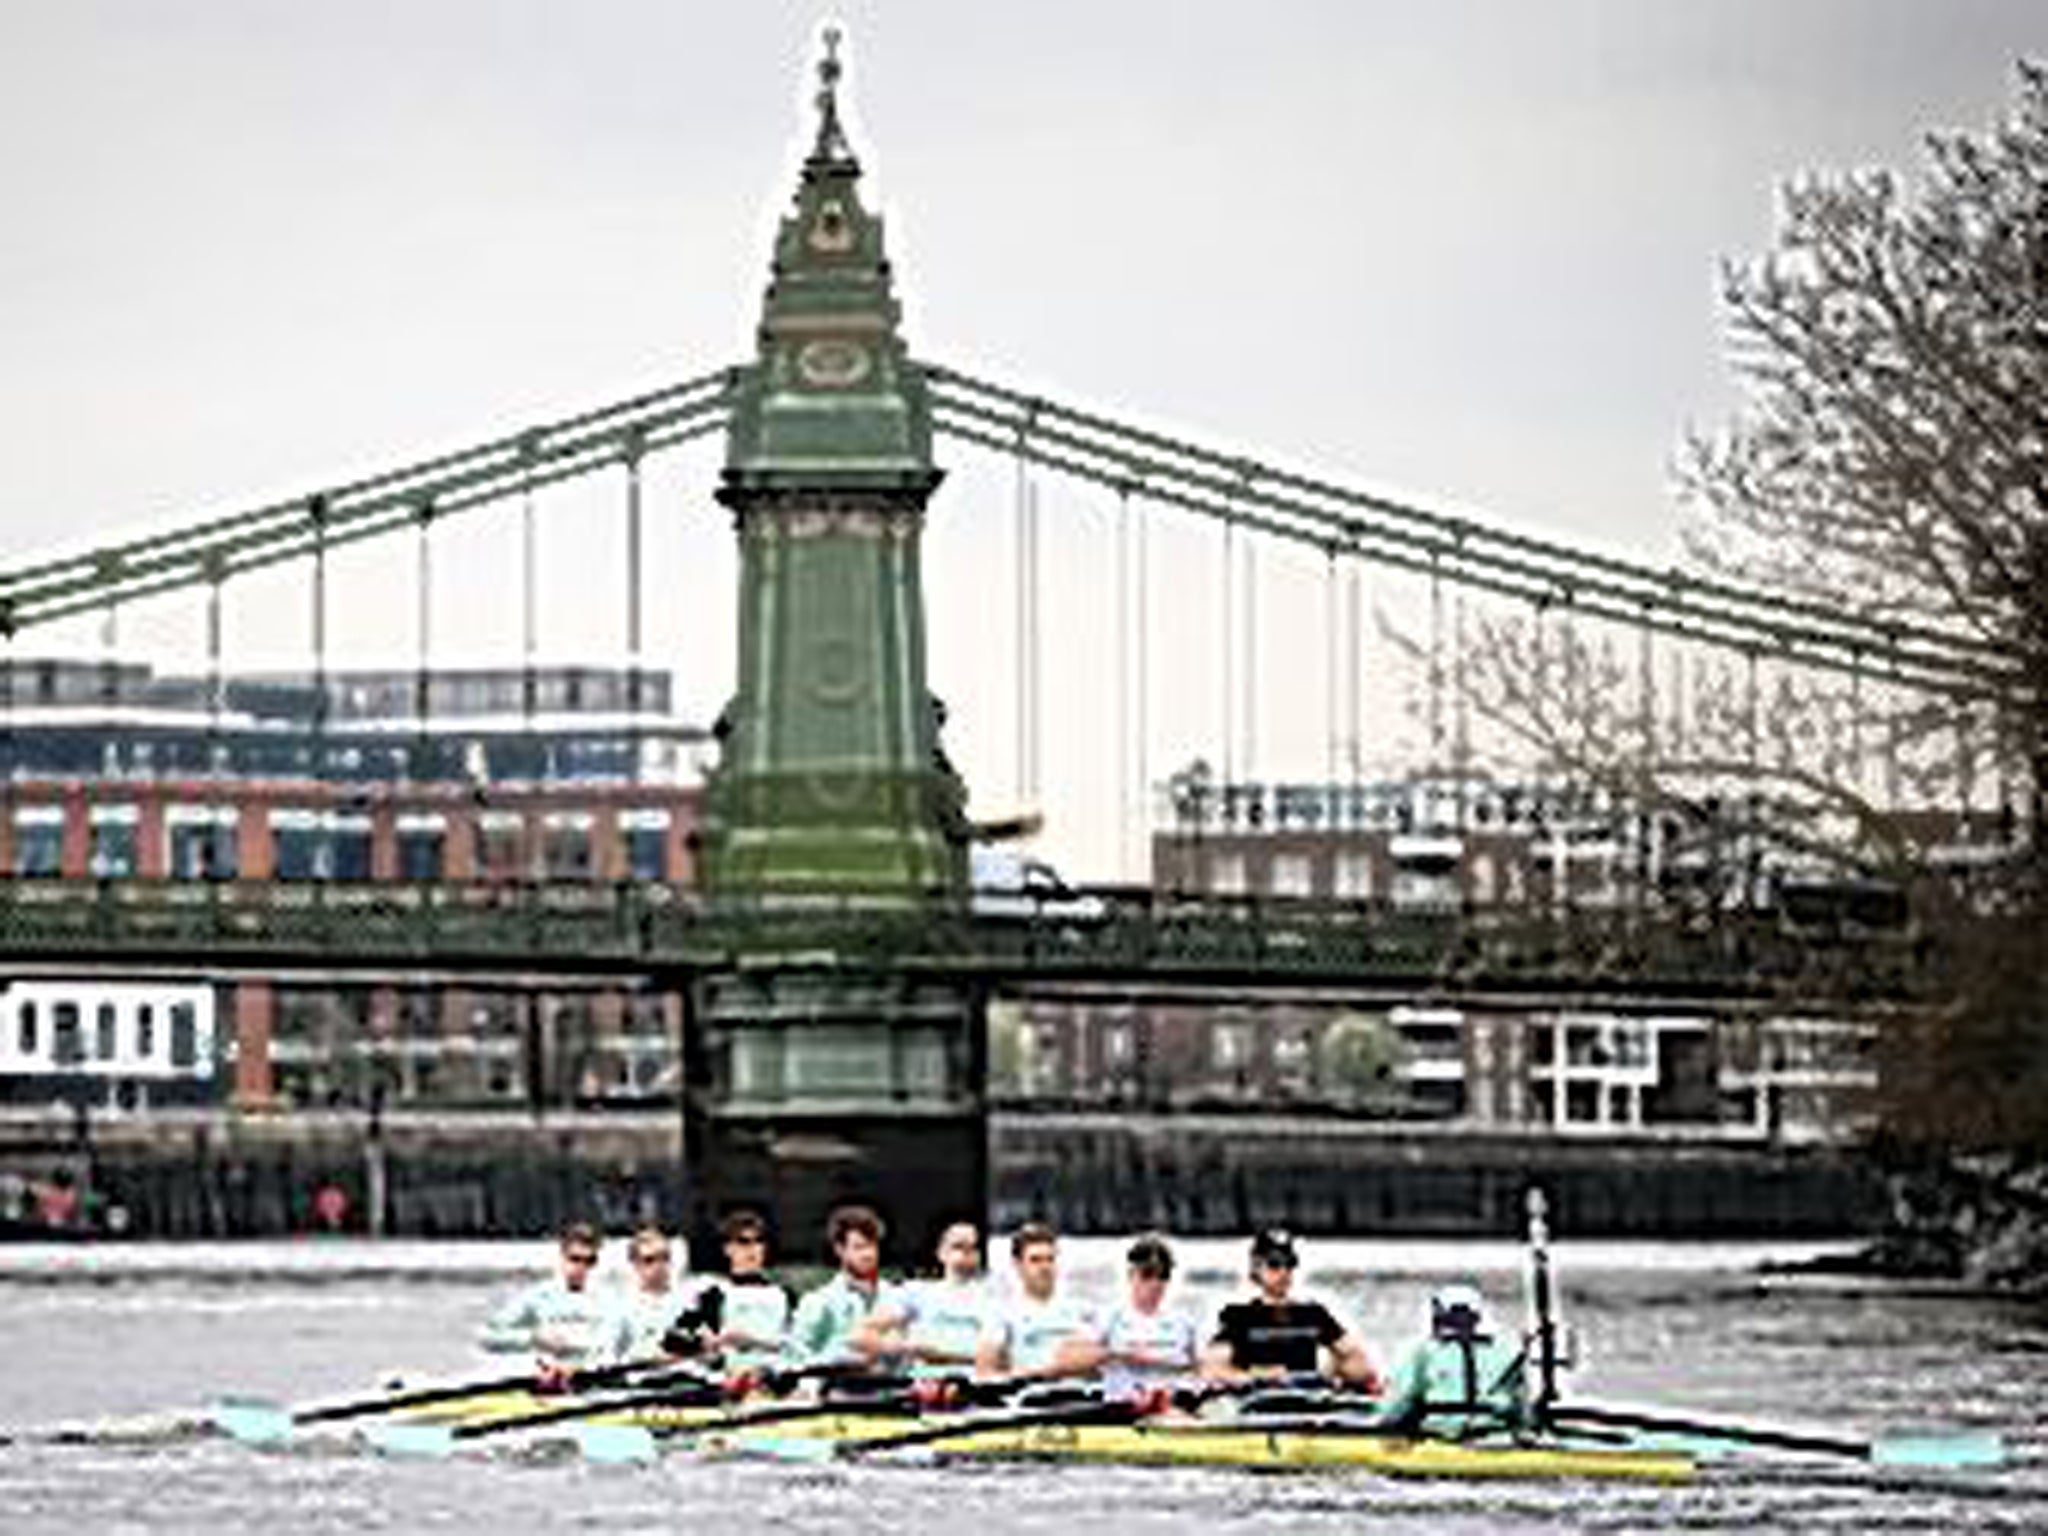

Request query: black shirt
[{"left": 1211, "top": 1298, "right": 1347, "bottom": 1373}]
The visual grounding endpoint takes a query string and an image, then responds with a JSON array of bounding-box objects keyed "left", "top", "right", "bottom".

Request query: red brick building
[{"left": 0, "top": 660, "right": 705, "bottom": 1113}]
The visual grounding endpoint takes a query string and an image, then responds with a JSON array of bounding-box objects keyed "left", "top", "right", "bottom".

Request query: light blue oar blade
[
  {"left": 210, "top": 1401, "right": 297, "bottom": 1448},
  {"left": 577, "top": 1424, "right": 659, "bottom": 1466},
  {"left": 1620, "top": 1431, "right": 1739, "bottom": 1461},
  {"left": 1871, "top": 1431, "right": 2005, "bottom": 1469},
  {"left": 362, "top": 1422, "right": 460, "bottom": 1459},
  {"left": 728, "top": 1433, "right": 842, "bottom": 1464}
]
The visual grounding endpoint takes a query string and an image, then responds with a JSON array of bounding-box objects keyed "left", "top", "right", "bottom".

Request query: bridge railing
[{"left": 0, "top": 876, "right": 1925, "bottom": 1000}]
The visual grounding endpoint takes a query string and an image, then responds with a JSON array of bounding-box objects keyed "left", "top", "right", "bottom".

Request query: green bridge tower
[{"left": 688, "top": 33, "right": 985, "bottom": 1261}]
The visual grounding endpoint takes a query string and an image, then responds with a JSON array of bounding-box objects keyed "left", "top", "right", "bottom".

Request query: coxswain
[
  {"left": 1098, "top": 1233, "right": 1199, "bottom": 1400},
  {"left": 975, "top": 1221, "right": 1103, "bottom": 1381},
  {"left": 476, "top": 1221, "right": 616, "bottom": 1386},
  {"left": 853, "top": 1219, "right": 989, "bottom": 1375},
  {"left": 1375, "top": 1283, "right": 1527, "bottom": 1438},
  {"left": 1200, "top": 1229, "right": 1380, "bottom": 1390},
  {"left": 785, "top": 1204, "right": 901, "bottom": 1369}
]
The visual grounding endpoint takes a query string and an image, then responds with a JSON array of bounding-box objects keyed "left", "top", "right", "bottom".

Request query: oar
[
  {"left": 365, "top": 1365, "right": 728, "bottom": 1459},
  {"left": 1545, "top": 1401, "right": 2005, "bottom": 1469},
  {"left": 3, "top": 1408, "right": 215, "bottom": 1449},
  {"left": 379, "top": 1359, "right": 905, "bottom": 1464},
  {"left": 586, "top": 1371, "right": 1029, "bottom": 1465},
  {"left": 211, "top": 1355, "right": 681, "bottom": 1448}
]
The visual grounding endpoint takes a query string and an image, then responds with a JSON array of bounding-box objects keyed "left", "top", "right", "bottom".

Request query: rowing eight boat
[
  {"left": 697, "top": 1412, "right": 1697, "bottom": 1482},
  {"left": 373, "top": 1387, "right": 1694, "bottom": 1481}
]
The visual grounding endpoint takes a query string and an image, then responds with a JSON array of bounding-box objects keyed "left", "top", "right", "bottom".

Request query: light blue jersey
[
  {"left": 476, "top": 1277, "right": 619, "bottom": 1367},
  {"left": 1377, "top": 1334, "right": 1526, "bottom": 1437},
  {"left": 1098, "top": 1302, "right": 1199, "bottom": 1397},
  {"left": 979, "top": 1291, "right": 1100, "bottom": 1375},
  {"left": 707, "top": 1274, "right": 793, "bottom": 1370},
  {"left": 785, "top": 1272, "right": 902, "bottom": 1367},
  {"left": 612, "top": 1280, "right": 702, "bottom": 1363},
  {"left": 894, "top": 1276, "right": 989, "bottom": 1374}
]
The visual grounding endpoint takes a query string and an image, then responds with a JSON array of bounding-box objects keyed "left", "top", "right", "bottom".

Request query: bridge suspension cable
[
  {"left": 1, "top": 352, "right": 2019, "bottom": 729},
  {"left": 922, "top": 363, "right": 2021, "bottom": 707},
  {"left": 0, "top": 369, "right": 734, "bottom": 634}
]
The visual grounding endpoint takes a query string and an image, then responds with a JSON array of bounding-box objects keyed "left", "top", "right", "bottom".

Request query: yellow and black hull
[{"left": 394, "top": 1391, "right": 1694, "bottom": 1482}]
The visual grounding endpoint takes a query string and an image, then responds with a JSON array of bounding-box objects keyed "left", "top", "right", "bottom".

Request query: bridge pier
[
  {"left": 686, "top": 969, "right": 987, "bottom": 1266},
  {"left": 687, "top": 39, "right": 981, "bottom": 1254}
]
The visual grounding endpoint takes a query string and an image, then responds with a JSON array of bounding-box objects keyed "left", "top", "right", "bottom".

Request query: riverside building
[
  {"left": 987, "top": 764, "right": 1897, "bottom": 1149},
  {"left": 0, "top": 658, "right": 707, "bottom": 1114}
]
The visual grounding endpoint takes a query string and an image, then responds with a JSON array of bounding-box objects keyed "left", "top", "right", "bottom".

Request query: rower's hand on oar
[
  {"left": 908, "top": 1376, "right": 965, "bottom": 1410},
  {"left": 1123, "top": 1385, "right": 1177, "bottom": 1419},
  {"left": 533, "top": 1363, "right": 567, "bottom": 1393},
  {"left": 720, "top": 1368, "right": 772, "bottom": 1401}
]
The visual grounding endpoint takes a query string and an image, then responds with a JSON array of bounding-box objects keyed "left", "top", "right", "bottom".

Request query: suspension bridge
[{"left": 0, "top": 35, "right": 2005, "bottom": 1242}]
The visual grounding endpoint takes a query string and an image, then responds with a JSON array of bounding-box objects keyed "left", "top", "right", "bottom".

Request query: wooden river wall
[{"left": 0, "top": 1107, "right": 1878, "bottom": 1246}]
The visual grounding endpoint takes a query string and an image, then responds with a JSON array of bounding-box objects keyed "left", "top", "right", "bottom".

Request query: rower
[
  {"left": 1098, "top": 1233, "right": 1199, "bottom": 1400},
  {"left": 476, "top": 1221, "right": 617, "bottom": 1385},
  {"left": 1375, "top": 1284, "right": 1526, "bottom": 1438},
  {"left": 664, "top": 1209, "right": 791, "bottom": 1371},
  {"left": 1200, "top": 1229, "right": 1381, "bottom": 1392},
  {"left": 975, "top": 1221, "right": 1103, "bottom": 1382},
  {"left": 785, "top": 1204, "right": 901, "bottom": 1369},
  {"left": 853, "top": 1219, "right": 988, "bottom": 1375},
  {"left": 612, "top": 1224, "right": 696, "bottom": 1362}
]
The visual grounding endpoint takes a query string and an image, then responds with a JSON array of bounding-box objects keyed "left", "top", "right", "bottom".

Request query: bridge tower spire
[
  {"left": 704, "top": 24, "right": 966, "bottom": 901},
  {"left": 690, "top": 31, "right": 983, "bottom": 1259}
]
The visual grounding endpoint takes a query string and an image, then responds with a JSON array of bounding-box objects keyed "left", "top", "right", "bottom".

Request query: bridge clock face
[
  {"left": 796, "top": 338, "right": 872, "bottom": 388},
  {"left": 807, "top": 200, "right": 857, "bottom": 254}
]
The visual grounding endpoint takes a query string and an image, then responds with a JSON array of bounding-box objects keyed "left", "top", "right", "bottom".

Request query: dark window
[
  {"left": 95, "top": 1003, "right": 117, "bottom": 1061},
  {"left": 136, "top": 1005, "right": 155, "bottom": 1061},
  {"left": 1565, "top": 1080, "right": 1600, "bottom": 1123},
  {"left": 1565, "top": 1026, "right": 1604, "bottom": 1066},
  {"left": 169, "top": 820, "right": 238, "bottom": 879},
  {"left": 273, "top": 826, "right": 323, "bottom": 881},
  {"left": 330, "top": 829, "right": 372, "bottom": 881},
  {"left": 14, "top": 822, "right": 63, "bottom": 877},
  {"left": 169, "top": 1004, "right": 198, "bottom": 1070},
  {"left": 478, "top": 822, "right": 524, "bottom": 881},
  {"left": 626, "top": 825, "right": 667, "bottom": 881},
  {"left": 543, "top": 823, "right": 593, "bottom": 880},
  {"left": 90, "top": 819, "right": 138, "bottom": 878},
  {"left": 18, "top": 1003, "right": 37, "bottom": 1057},
  {"left": 397, "top": 828, "right": 444, "bottom": 882},
  {"left": 52, "top": 1003, "right": 83, "bottom": 1066}
]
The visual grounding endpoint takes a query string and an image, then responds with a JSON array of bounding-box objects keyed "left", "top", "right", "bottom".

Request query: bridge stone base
[
  {"left": 685, "top": 968, "right": 989, "bottom": 1267},
  {"left": 684, "top": 1111, "right": 987, "bottom": 1269}
]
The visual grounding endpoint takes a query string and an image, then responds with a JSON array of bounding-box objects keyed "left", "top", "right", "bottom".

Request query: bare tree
[
  {"left": 1451, "top": 63, "right": 2047, "bottom": 1153},
  {"left": 1687, "top": 62, "right": 2046, "bottom": 1154},
  {"left": 1684, "top": 59, "right": 2045, "bottom": 836}
]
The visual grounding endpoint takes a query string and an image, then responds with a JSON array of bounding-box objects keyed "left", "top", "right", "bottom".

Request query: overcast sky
[{"left": 0, "top": 3, "right": 2038, "bottom": 872}]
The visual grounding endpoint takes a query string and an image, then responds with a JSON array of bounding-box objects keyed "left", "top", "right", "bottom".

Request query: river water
[{"left": 2, "top": 1235, "right": 2043, "bottom": 1533}]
